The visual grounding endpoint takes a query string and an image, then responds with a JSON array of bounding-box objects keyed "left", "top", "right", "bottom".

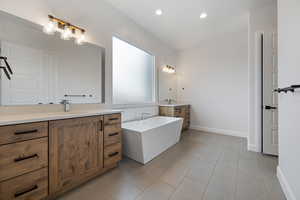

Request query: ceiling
[{"left": 103, "top": 0, "right": 275, "bottom": 50}]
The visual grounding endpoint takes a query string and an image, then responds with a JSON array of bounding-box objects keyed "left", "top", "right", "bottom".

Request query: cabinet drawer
[
  {"left": 0, "top": 168, "right": 48, "bottom": 200},
  {"left": 104, "top": 124, "right": 122, "bottom": 146},
  {"left": 104, "top": 143, "right": 122, "bottom": 167},
  {"left": 0, "top": 122, "right": 48, "bottom": 145},
  {"left": 104, "top": 113, "right": 121, "bottom": 125},
  {"left": 0, "top": 137, "right": 48, "bottom": 182}
]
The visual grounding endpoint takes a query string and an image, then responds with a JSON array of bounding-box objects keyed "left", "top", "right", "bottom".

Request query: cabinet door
[{"left": 49, "top": 116, "right": 103, "bottom": 194}]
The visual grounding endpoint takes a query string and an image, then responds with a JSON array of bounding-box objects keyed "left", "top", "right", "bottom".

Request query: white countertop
[
  {"left": 159, "top": 103, "right": 190, "bottom": 107},
  {"left": 0, "top": 109, "right": 122, "bottom": 126}
]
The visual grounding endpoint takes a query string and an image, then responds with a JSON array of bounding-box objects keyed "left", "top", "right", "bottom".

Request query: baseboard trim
[
  {"left": 190, "top": 125, "right": 248, "bottom": 138},
  {"left": 247, "top": 143, "right": 259, "bottom": 152},
  {"left": 277, "top": 166, "right": 296, "bottom": 200}
]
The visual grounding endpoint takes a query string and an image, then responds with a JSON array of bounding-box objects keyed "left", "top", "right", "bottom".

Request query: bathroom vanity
[
  {"left": 0, "top": 111, "right": 122, "bottom": 200},
  {"left": 0, "top": 10, "right": 124, "bottom": 200},
  {"left": 159, "top": 104, "right": 190, "bottom": 130}
]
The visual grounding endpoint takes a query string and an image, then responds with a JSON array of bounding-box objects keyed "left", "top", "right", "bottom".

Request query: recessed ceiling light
[
  {"left": 200, "top": 12, "right": 207, "bottom": 19},
  {"left": 155, "top": 9, "right": 163, "bottom": 16}
]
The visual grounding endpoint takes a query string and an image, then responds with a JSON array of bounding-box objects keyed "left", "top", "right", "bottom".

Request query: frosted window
[{"left": 113, "top": 37, "right": 155, "bottom": 104}]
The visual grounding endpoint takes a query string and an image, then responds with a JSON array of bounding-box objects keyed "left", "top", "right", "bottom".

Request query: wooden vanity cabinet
[
  {"left": 159, "top": 105, "right": 190, "bottom": 130},
  {"left": 49, "top": 116, "right": 104, "bottom": 195},
  {"left": 0, "top": 112, "right": 122, "bottom": 200},
  {"left": 48, "top": 113, "right": 122, "bottom": 198},
  {"left": 0, "top": 122, "right": 49, "bottom": 200}
]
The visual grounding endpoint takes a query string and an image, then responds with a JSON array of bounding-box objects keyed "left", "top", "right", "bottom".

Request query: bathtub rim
[{"left": 122, "top": 116, "right": 183, "bottom": 133}]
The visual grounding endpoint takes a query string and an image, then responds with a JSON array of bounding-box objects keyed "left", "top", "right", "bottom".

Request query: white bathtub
[{"left": 122, "top": 116, "right": 183, "bottom": 164}]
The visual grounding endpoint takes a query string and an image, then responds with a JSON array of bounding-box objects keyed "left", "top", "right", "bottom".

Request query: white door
[{"left": 262, "top": 32, "right": 278, "bottom": 155}]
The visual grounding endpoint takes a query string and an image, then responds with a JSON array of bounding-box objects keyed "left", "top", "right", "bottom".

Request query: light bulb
[
  {"left": 43, "top": 20, "right": 55, "bottom": 35},
  {"left": 155, "top": 9, "right": 163, "bottom": 16},
  {"left": 61, "top": 26, "right": 72, "bottom": 40},
  {"left": 76, "top": 32, "right": 86, "bottom": 45},
  {"left": 162, "top": 66, "right": 168, "bottom": 73},
  {"left": 200, "top": 12, "right": 207, "bottom": 19}
]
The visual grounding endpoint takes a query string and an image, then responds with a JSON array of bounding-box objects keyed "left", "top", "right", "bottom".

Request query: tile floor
[{"left": 58, "top": 130, "right": 286, "bottom": 200}]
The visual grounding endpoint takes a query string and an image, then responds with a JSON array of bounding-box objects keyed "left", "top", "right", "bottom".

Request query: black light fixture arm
[
  {"left": 2, "top": 57, "right": 13, "bottom": 74},
  {"left": 0, "top": 66, "right": 11, "bottom": 80},
  {"left": 0, "top": 56, "right": 13, "bottom": 80},
  {"left": 274, "top": 85, "right": 300, "bottom": 93}
]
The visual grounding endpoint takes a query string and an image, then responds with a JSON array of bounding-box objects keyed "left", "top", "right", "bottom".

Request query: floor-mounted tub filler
[{"left": 122, "top": 116, "right": 183, "bottom": 164}]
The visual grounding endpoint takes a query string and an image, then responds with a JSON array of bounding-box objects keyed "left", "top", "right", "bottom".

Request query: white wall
[
  {"left": 277, "top": 0, "right": 300, "bottom": 199},
  {"left": 177, "top": 29, "right": 249, "bottom": 137},
  {"left": 248, "top": 2, "right": 277, "bottom": 151},
  {"left": 0, "top": 0, "right": 177, "bottom": 119}
]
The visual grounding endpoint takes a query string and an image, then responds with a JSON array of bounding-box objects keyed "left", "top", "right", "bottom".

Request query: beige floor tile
[
  {"left": 57, "top": 179, "right": 112, "bottom": 200},
  {"left": 57, "top": 130, "right": 285, "bottom": 200},
  {"left": 264, "top": 175, "right": 286, "bottom": 200},
  {"left": 185, "top": 160, "right": 215, "bottom": 184},
  {"left": 136, "top": 181, "right": 175, "bottom": 200},
  {"left": 170, "top": 178, "right": 207, "bottom": 200},
  {"left": 129, "top": 165, "right": 167, "bottom": 191},
  {"left": 236, "top": 170, "right": 269, "bottom": 200},
  {"left": 161, "top": 161, "right": 189, "bottom": 187},
  {"left": 203, "top": 162, "right": 237, "bottom": 200},
  {"left": 203, "top": 176, "right": 236, "bottom": 200}
]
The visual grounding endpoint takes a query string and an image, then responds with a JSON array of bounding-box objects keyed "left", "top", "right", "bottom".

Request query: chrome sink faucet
[
  {"left": 165, "top": 98, "right": 175, "bottom": 104},
  {"left": 60, "top": 99, "right": 71, "bottom": 112}
]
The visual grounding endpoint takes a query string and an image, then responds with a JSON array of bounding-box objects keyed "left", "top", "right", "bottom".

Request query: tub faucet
[
  {"left": 60, "top": 99, "right": 71, "bottom": 112},
  {"left": 141, "top": 113, "right": 151, "bottom": 120}
]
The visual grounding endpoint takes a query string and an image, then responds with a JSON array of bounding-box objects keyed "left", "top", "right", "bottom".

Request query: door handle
[{"left": 265, "top": 105, "right": 277, "bottom": 110}]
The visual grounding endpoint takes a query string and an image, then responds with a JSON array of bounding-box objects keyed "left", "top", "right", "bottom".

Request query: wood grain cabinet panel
[
  {"left": 49, "top": 116, "right": 104, "bottom": 194},
  {"left": 0, "top": 122, "right": 48, "bottom": 145},
  {"left": 0, "top": 168, "right": 48, "bottom": 200},
  {"left": 0, "top": 137, "right": 48, "bottom": 182},
  {"left": 104, "top": 123, "right": 122, "bottom": 146},
  {"left": 159, "top": 105, "right": 190, "bottom": 131},
  {"left": 104, "top": 142, "right": 122, "bottom": 168},
  {"left": 104, "top": 113, "right": 121, "bottom": 125}
]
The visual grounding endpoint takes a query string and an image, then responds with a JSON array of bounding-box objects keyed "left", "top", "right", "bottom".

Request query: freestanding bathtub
[{"left": 122, "top": 116, "right": 183, "bottom": 164}]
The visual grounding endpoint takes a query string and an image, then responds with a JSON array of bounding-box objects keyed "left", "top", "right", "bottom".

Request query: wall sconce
[
  {"left": 43, "top": 15, "right": 86, "bottom": 45},
  {"left": 162, "top": 65, "right": 176, "bottom": 74}
]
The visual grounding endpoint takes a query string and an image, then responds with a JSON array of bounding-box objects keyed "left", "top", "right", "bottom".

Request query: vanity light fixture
[
  {"left": 44, "top": 15, "right": 86, "bottom": 45},
  {"left": 162, "top": 65, "right": 176, "bottom": 74}
]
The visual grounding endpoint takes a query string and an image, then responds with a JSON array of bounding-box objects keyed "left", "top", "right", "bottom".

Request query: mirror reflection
[{"left": 0, "top": 11, "right": 104, "bottom": 105}]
